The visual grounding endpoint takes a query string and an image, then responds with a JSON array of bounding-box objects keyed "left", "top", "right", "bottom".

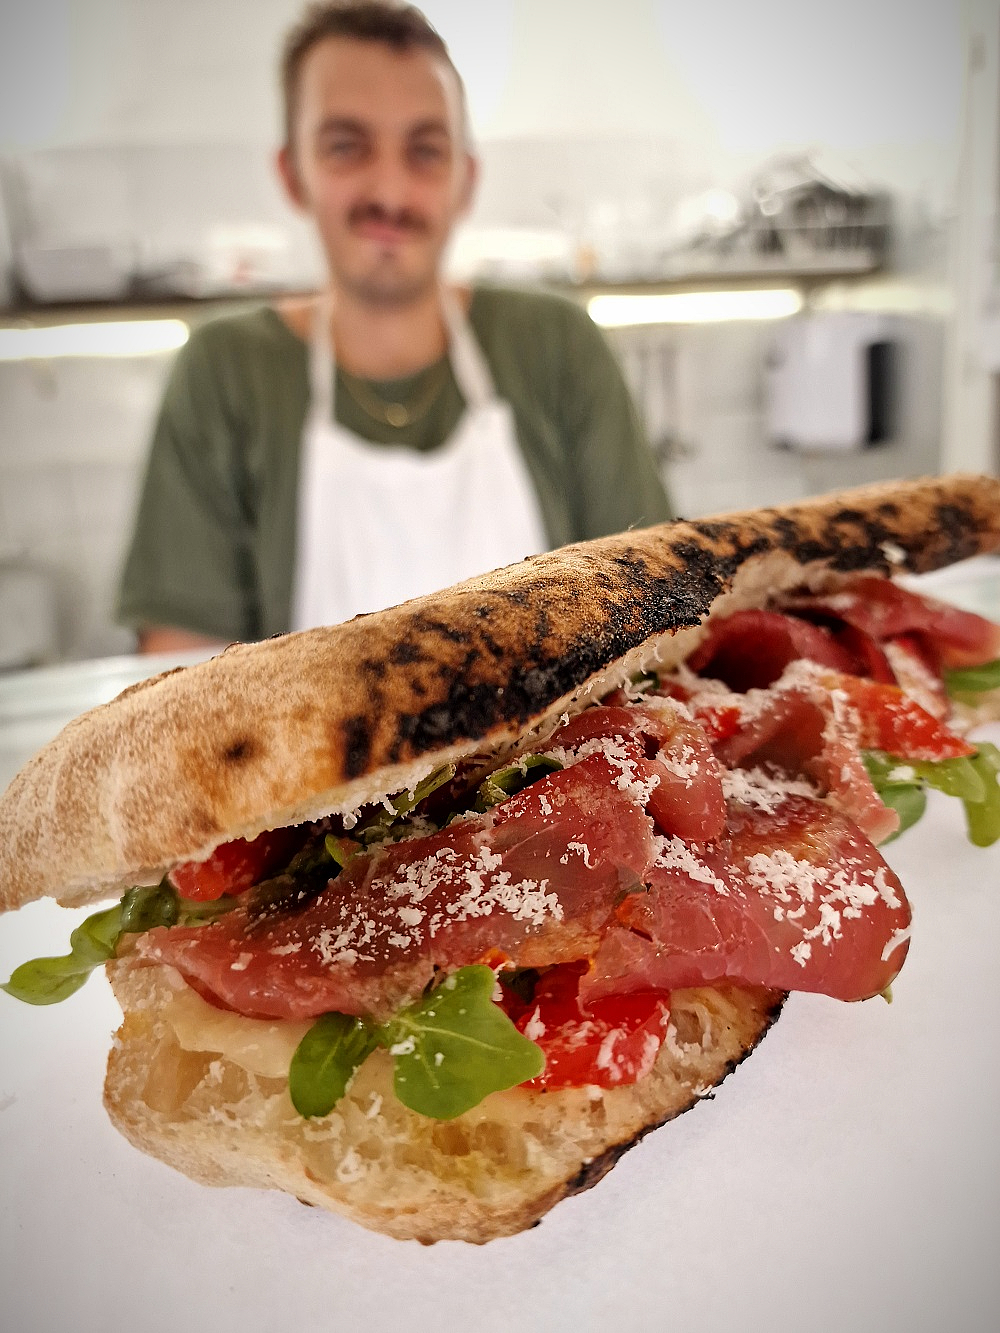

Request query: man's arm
[
  {"left": 137, "top": 626, "right": 226, "bottom": 655},
  {"left": 549, "top": 298, "right": 674, "bottom": 541}
]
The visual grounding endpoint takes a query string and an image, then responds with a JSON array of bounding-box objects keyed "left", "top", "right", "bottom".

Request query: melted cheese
[{"left": 164, "top": 986, "right": 309, "bottom": 1079}]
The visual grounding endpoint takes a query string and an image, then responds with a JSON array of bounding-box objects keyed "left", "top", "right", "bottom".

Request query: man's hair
[{"left": 280, "top": 1, "right": 467, "bottom": 149}]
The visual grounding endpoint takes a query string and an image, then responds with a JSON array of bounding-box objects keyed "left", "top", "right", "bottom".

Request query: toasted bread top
[{"left": 2, "top": 474, "right": 998, "bottom": 912}]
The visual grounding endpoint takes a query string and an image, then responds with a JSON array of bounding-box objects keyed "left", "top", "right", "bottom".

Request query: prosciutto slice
[
  {"left": 781, "top": 577, "right": 1000, "bottom": 669},
  {"left": 138, "top": 754, "right": 658, "bottom": 1021},
  {"left": 584, "top": 794, "right": 911, "bottom": 1004}
]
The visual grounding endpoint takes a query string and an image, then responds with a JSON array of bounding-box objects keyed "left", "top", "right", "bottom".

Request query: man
[{"left": 118, "top": 1, "right": 672, "bottom": 652}]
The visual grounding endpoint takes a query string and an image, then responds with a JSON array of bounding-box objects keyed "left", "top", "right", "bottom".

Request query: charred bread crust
[
  {"left": 103, "top": 960, "right": 783, "bottom": 1243},
  {"left": 2, "top": 474, "right": 999, "bottom": 912}
]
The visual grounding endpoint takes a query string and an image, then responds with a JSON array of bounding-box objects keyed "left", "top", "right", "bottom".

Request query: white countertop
[{"left": 0, "top": 563, "right": 999, "bottom": 1331}]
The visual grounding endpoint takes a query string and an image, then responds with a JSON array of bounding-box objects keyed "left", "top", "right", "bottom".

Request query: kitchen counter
[{"left": 0, "top": 560, "right": 998, "bottom": 1333}]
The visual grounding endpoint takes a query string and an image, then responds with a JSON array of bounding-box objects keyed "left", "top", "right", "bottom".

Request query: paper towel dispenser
[{"left": 765, "top": 311, "right": 896, "bottom": 451}]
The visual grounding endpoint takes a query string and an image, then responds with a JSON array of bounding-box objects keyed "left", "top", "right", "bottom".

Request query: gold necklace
[{"left": 339, "top": 358, "right": 451, "bottom": 429}]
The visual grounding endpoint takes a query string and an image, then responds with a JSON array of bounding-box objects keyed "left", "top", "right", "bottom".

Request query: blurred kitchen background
[{"left": 1, "top": 0, "right": 999, "bottom": 667}]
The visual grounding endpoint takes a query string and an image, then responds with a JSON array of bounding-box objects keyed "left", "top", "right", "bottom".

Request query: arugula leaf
[
  {"left": 474, "top": 755, "right": 563, "bottom": 812},
  {"left": 354, "top": 764, "right": 456, "bottom": 846},
  {"left": 324, "top": 834, "right": 360, "bottom": 869},
  {"left": 390, "top": 764, "right": 456, "bottom": 818},
  {"left": 1, "top": 902, "right": 125, "bottom": 1005},
  {"left": 964, "top": 743, "right": 1000, "bottom": 848},
  {"left": 375, "top": 965, "right": 544, "bottom": 1120},
  {"left": 288, "top": 1013, "right": 378, "bottom": 1118},
  {"left": 944, "top": 658, "right": 1000, "bottom": 696},
  {"left": 863, "top": 746, "right": 1000, "bottom": 848},
  {"left": 2, "top": 883, "right": 239, "bottom": 1006},
  {"left": 876, "top": 784, "right": 927, "bottom": 843}
]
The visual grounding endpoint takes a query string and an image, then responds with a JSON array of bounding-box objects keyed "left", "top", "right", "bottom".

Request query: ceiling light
[
  {"left": 0, "top": 320, "right": 189, "bottom": 361},
  {"left": 588, "top": 289, "right": 803, "bottom": 327}
]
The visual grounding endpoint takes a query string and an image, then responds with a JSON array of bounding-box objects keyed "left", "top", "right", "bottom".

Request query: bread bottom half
[{"left": 104, "top": 961, "right": 782, "bottom": 1243}]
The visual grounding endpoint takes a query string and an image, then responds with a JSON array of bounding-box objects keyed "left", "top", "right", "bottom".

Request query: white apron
[{"left": 291, "top": 292, "right": 547, "bottom": 629}]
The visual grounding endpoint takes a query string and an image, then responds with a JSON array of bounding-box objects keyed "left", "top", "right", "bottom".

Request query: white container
[{"left": 766, "top": 311, "right": 897, "bottom": 451}]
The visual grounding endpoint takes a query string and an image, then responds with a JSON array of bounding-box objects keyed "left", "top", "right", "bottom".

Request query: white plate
[{"left": 1, "top": 735, "right": 998, "bottom": 1333}]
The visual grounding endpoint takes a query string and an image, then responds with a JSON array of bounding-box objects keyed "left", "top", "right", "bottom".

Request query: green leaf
[
  {"left": 376, "top": 965, "right": 544, "bottom": 1120},
  {"left": 119, "top": 884, "right": 180, "bottom": 934},
  {"left": 914, "top": 756, "right": 986, "bottom": 804},
  {"left": 324, "top": 834, "right": 360, "bottom": 869},
  {"left": 877, "top": 783, "right": 927, "bottom": 844},
  {"left": 864, "top": 745, "right": 1000, "bottom": 849},
  {"left": 288, "top": 1012, "right": 378, "bottom": 1118},
  {"left": 354, "top": 764, "right": 457, "bottom": 846},
  {"left": 390, "top": 764, "right": 456, "bottom": 818},
  {"left": 474, "top": 754, "right": 563, "bottom": 812},
  {"left": 2, "top": 882, "right": 240, "bottom": 1007},
  {"left": 944, "top": 658, "right": 1000, "bottom": 696},
  {"left": 174, "top": 893, "right": 240, "bottom": 926},
  {"left": 963, "top": 743, "right": 1000, "bottom": 848},
  {"left": 2, "top": 903, "right": 123, "bottom": 1005}
]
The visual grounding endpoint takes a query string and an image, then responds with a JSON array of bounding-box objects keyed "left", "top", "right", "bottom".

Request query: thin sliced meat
[
  {"left": 137, "top": 754, "right": 657, "bottom": 1021},
  {"left": 782, "top": 577, "right": 1000, "bottom": 669},
  {"left": 583, "top": 795, "right": 911, "bottom": 1004},
  {"left": 883, "top": 634, "right": 950, "bottom": 719},
  {"left": 686, "top": 609, "right": 856, "bottom": 690},
  {"left": 690, "top": 661, "right": 972, "bottom": 842},
  {"left": 545, "top": 701, "right": 727, "bottom": 842},
  {"left": 695, "top": 665, "right": 898, "bottom": 844}
]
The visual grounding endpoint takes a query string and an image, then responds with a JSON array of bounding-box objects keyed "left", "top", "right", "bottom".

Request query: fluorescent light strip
[
  {"left": 0, "top": 319, "right": 190, "bottom": 361},
  {"left": 588, "top": 289, "right": 803, "bottom": 327}
]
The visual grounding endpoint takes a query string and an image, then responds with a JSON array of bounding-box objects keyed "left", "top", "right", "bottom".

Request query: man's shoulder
[
  {"left": 468, "top": 283, "right": 605, "bottom": 382},
  {"left": 182, "top": 303, "right": 304, "bottom": 365},
  {"left": 470, "top": 282, "right": 590, "bottom": 332}
]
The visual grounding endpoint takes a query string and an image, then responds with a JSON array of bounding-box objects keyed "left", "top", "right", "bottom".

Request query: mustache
[{"left": 348, "top": 203, "right": 430, "bottom": 235}]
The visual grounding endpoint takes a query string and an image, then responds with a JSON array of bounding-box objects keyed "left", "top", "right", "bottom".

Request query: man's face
[{"left": 280, "top": 37, "right": 476, "bottom": 307}]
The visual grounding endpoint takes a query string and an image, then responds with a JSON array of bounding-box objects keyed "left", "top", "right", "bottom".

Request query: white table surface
[{"left": 1, "top": 562, "right": 999, "bottom": 1332}]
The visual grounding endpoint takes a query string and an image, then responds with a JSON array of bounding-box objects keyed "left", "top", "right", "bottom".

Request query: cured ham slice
[
  {"left": 683, "top": 661, "right": 973, "bottom": 844},
  {"left": 781, "top": 577, "right": 1000, "bottom": 669},
  {"left": 686, "top": 609, "right": 857, "bottom": 690},
  {"left": 584, "top": 795, "right": 911, "bottom": 1004},
  {"left": 544, "top": 702, "right": 727, "bottom": 842},
  {"left": 138, "top": 754, "right": 658, "bottom": 1021}
]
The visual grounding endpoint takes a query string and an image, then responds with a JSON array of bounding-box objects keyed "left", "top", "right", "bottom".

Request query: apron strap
[
  {"left": 440, "top": 287, "right": 496, "bottom": 408},
  {"left": 308, "top": 292, "right": 336, "bottom": 423},
  {"left": 309, "top": 287, "right": 495, "bottom": 414}
]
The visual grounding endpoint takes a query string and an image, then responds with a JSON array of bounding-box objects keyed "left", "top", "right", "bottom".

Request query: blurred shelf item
[{"left": 662, "top": 153, "right": 891, "bottom": 290}]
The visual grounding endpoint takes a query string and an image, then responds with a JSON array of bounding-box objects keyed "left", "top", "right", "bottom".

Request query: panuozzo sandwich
[{"left": 2, "top": 474, "right": 999, "bottom": 1243}]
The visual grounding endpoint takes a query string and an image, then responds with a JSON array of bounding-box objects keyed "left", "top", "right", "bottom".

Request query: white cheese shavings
[
  {"left": 881, "top": 926, "right": 912, "bottom": 962},
  {"left": 523, "top": 1007, "right": 546, "bottom": 1041},
  {"left": 654, "top": 835, "right": 730, "bottom": 896},
  {"left": 790, "top": 940, "right": 812, "bottom": 967},
  {"left": 595, "top": 1031, "right": 619, "bottom": 1074},
  {"left": 565, "top": 840, "right": 594, "bottom": 868},
  {"left": 722, "top": 767, "right": 818, "bottom": 814}
]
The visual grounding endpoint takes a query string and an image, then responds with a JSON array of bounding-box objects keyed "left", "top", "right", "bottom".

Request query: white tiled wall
[
  {"left": 0, "top": 355, "right": 171, "bottom": 663},
  {"left": 610, "top": 316, "right": 943, "bottom": 521}
]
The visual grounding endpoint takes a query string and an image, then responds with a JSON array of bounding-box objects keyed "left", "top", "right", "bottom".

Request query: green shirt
[{"left": 117, "top": 284, "right": 672, "bottom": 641}]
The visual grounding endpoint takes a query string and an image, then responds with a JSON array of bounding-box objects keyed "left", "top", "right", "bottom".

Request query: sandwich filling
[{"left": 7, "top": 576, "right": 1000, "bottom": 1121}]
